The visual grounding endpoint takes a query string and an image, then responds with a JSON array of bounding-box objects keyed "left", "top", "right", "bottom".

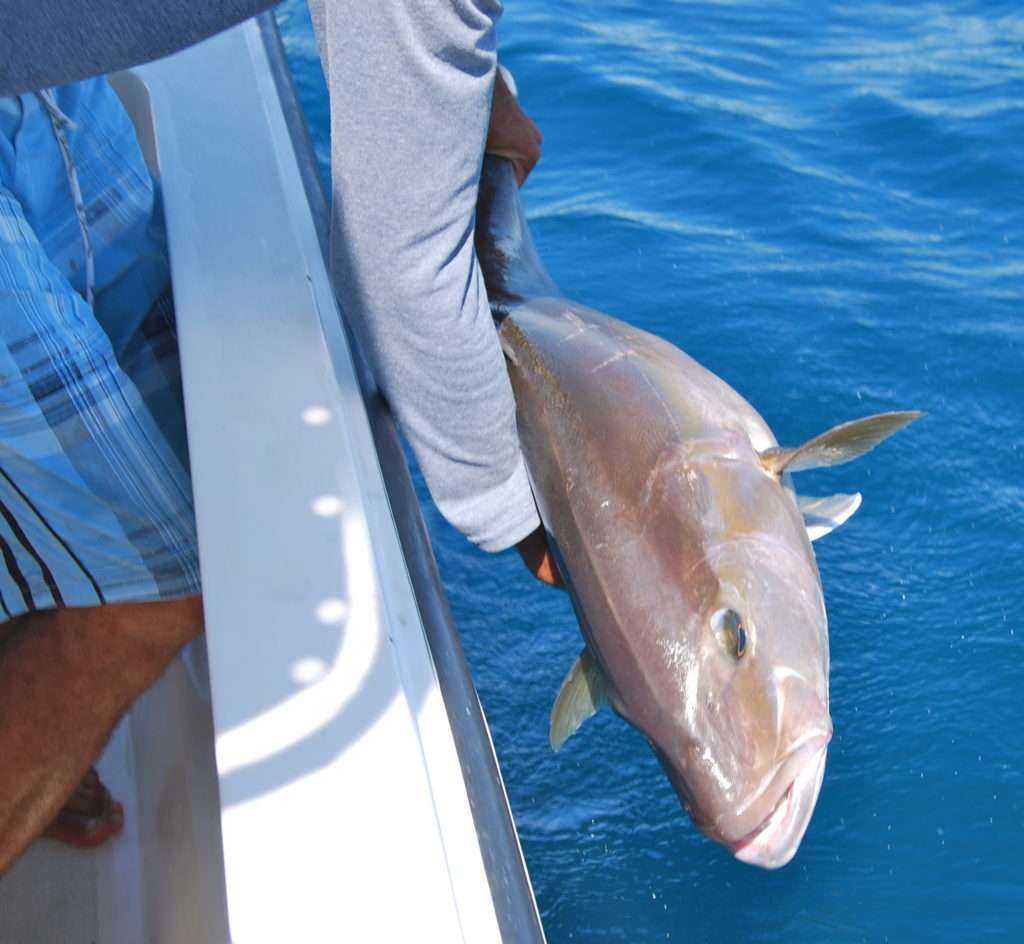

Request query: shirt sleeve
[
  {"left": 310, "top": 0, "right": 542, "bottom": 552},
  {"left": 0, "top": 1, "right": 278, "bottom": 96}
]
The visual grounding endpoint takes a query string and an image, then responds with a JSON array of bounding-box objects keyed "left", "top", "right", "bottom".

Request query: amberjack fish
[{"left": 476, "top": 157, "right": 921, "bottom": 869}]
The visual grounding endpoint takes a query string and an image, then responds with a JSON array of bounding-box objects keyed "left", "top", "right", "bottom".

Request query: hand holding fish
[
  {"left": 486, "top": 68, "right": 542, "bottom": 186},
  {"left": 515, "top": 526, "right": 564, "bottom": 589}
]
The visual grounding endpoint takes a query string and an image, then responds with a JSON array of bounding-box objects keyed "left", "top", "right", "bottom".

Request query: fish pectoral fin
[
  {"left": 799, "top": 492, "right": 862, "bottom": 540},
  {"left": 550, "top": 648, "right": 608, "bottom": 752},
  {"left": 759, "top": 411, "right": 924, "bottom": 475}
]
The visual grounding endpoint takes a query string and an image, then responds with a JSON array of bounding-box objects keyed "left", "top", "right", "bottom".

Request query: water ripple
[{"left": 276, "top": 0, "right": 1024, "bottom": 940}]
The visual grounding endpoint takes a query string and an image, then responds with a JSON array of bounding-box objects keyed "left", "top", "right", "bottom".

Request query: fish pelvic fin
[
  {"left": 760, "top": 411, "right": 924, "bottom": 475},
  {"left": 550, "top": 648, "right": 608, "bottom": 752},
  {"left": 799, "top": 492, "right": 862, "bottom": 540}
]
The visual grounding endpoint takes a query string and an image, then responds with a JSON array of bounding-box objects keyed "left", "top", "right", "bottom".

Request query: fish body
[{"left": 477, "top": 157, "right": 917, "bottom": 868}]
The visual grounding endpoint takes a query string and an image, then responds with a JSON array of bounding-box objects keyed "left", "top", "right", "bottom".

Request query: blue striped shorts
[{"left": 0, "top": 79, "right": 200, "bottom": 621}]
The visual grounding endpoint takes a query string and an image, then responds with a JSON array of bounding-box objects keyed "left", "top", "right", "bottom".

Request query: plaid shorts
[{"left": 0, "top": 78, "right": 199, "bottom": 620}]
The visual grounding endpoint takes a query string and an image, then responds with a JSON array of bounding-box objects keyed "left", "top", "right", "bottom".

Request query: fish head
[{"left": 632, "top": 442, "right": 832, "bottom": 868}]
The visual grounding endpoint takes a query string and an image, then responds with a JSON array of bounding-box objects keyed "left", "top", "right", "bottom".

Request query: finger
[
  {"left": 486, "top": 147, "right": 530, "bottom": 185},
  {"left": 538, "top": 551, "right": 565, "bottom": 589},
  {"left": 516, "top": 526, "right": 564, "bottom": 587}
]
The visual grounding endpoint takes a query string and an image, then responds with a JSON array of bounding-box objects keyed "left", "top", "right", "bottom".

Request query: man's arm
[
  {"left": 311, "top": 0, "right": 545, "bottom": 556},
  {"left": 0, "top": 1, "right": 277, "bottom": 96},
  {"left": 484, "top": 72, "right": 561, "bottom": 586}
]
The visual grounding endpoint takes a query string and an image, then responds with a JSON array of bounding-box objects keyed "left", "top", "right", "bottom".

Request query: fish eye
[{"left": 712, "top": 608, "right": 747, "bottom": 661}]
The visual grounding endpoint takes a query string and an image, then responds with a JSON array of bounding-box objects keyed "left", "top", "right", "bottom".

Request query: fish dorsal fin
[
  {"left": 550, "top": 648, "right": 608, "bottom": 751},
  {"left": 760, "top": 411, "right": 924, "bottom": 475},
  {"left": 798, "top": 492, "right": 862, "bottom": 541}
]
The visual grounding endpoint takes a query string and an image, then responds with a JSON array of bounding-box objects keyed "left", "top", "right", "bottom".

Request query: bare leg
[
  {"left": 0, "top": 616, "right": 126, "bottom": 849},
  {"left": 0, "top": 595, "right": 203, "bottom": 873}
]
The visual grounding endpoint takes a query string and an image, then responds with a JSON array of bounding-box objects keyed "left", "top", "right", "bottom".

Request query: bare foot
[{"left": 43, "top": 767, "right": 124, "bottom": 849}]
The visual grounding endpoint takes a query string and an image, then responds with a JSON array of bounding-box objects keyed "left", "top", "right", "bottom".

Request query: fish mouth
[{"left": 727, "top": 739, "right": 829, "bottom": 869}]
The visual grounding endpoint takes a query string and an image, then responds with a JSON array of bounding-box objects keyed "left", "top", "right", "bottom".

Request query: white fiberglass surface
[{"left": 138, "top": 20, "right": 503, "bottom": 944}]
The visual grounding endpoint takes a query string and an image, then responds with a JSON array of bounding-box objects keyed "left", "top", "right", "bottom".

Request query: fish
[{"left": 475, "top": 155, "right": 921, "bottom": 869}]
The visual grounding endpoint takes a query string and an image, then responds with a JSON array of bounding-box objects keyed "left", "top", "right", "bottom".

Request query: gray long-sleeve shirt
[{"left": 0, "top": 0, "right": 541, "bottom": 552}]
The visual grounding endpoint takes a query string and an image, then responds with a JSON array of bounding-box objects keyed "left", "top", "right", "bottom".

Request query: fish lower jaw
[
  {"left": 727, "top": 744, "right": 828, "bottom": 870},
  {"left": 728, "top": 782, "right": 796, "bottom": 864}
]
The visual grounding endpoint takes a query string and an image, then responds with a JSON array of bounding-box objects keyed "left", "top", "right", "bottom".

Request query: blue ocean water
[{"left": 276, "top": 2, "right": 1023, "bottom": 940}]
